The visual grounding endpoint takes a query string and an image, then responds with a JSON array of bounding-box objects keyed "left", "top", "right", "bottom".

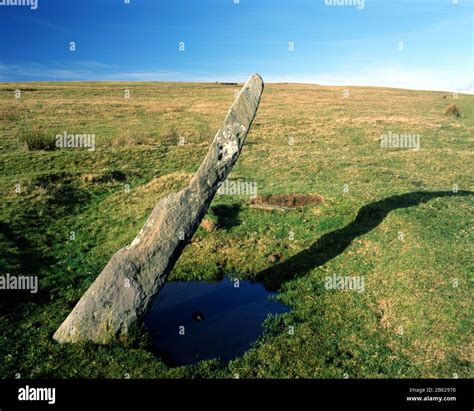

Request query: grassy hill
[{"left": 0, "top": 81, "right": 472, "bottom": 378}]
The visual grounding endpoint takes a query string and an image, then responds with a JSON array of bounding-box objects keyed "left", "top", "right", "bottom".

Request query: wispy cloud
[
  {"left": 264, "top": 65, "right": 474, "bottom": 94},
  {"left": 106, "top": 70, "right": 183, "bottom": 81},
  {"left": 1, "top": 61, "right": 472, "bottom": 95},
  {"left": 0, "top": 63, "right": 91, "bottom": 81},
  {"left": 0, "top": 62, "right": 116, "bottom": 81}
]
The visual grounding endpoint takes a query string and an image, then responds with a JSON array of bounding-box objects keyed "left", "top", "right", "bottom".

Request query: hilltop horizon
[{"left": 2, "top": 78, "right": 473, "bottom": 95}]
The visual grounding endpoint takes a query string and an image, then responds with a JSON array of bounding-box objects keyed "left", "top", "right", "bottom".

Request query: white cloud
[
  {"left": 1, "top": 62, "right": 472, "bottom": 95},
  {"left": 105, "top": 71, "right": 182, "bottom": 81},
  {"left": 0, "top": 63, "right": 94, "bottom": 81},
  {"left": 264, "top": 65, "right": 474, "bottom": 94}
]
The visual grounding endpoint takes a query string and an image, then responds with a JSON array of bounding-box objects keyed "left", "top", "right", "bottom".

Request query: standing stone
[{"left": 53, "top": 74, "right": 264, "bottom": 343}]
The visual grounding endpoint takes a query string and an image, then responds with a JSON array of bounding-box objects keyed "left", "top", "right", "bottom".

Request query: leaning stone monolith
[{"left": 54, "top": 74, "right": 264, "bottom": 343}]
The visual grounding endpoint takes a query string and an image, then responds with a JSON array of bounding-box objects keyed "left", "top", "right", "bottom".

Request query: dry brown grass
[
  {"left": 445, "top": 103, "right": 461, "bottom": 117},
  {"left": 250, "top": 193, "right": 324, "bottom": 208}
]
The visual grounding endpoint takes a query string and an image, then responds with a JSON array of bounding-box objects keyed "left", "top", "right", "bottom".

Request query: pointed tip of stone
[{"left": 249, "top": 73, "right": 264, "bottom": 88}]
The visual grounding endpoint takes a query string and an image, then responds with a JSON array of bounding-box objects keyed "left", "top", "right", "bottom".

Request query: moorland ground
[{"left": 0, "top": 81, "right": 472, "bottom": 378}]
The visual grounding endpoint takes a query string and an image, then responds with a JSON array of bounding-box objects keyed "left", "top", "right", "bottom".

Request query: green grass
[{"left": 0, "top": 82, "right": 472, "bottom": 378}]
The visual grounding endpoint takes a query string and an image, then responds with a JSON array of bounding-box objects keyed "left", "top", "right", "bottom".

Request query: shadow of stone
[
  {"left": 0, "top": 178, "right": 92, "bottom": 313},
  {"left": 211, "top": 203, "right": 242, "bottom": 229},
  {"left": 256, "top": 190, "right": 473, "bottom": 290},
  {"left": 0, "top": 221, "right": 56, "bottom": 312}
]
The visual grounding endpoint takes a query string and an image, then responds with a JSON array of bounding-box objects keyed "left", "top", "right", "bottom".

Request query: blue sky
[{"left": 0, "top": 0, "right": 472, "bottom": 92}]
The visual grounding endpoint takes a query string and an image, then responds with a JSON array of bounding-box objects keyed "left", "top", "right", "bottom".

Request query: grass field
[{"left": 0, "top": 81, "right": 472, "bottom": 378}]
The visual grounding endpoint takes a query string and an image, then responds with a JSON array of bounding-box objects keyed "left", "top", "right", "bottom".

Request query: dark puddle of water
[{"left": 144, "top": 277, "right": 290, "bottom": 367}]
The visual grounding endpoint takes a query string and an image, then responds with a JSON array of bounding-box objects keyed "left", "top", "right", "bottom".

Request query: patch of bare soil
[{"left": 250, "top": 193, "right": 324, "bottom": 210}]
